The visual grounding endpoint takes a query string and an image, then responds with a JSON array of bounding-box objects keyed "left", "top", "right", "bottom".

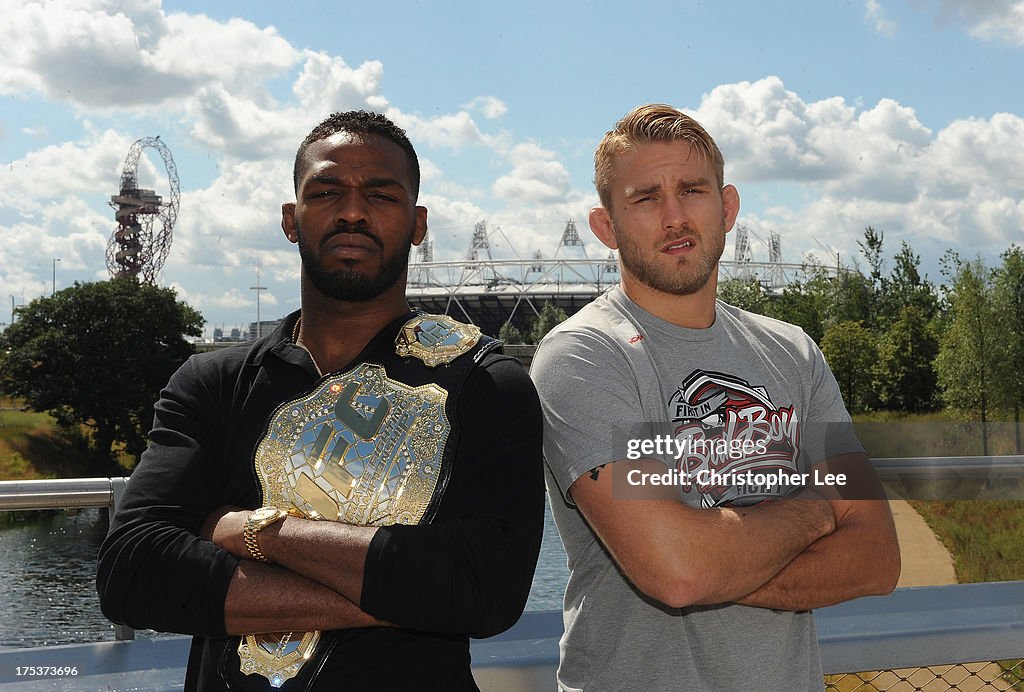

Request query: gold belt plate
[{"left": 240, "top": 363, "right": 450, "bottom": 686}]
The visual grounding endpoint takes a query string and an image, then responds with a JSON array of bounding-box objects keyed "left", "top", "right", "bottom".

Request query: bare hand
[{"left": 200, "top": 505, "right": 249, "bottom": 557}]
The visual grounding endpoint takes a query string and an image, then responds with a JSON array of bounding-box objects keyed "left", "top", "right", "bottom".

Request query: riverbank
[{"left": 0, "top": 404, "right": 108, "bottom": 482}]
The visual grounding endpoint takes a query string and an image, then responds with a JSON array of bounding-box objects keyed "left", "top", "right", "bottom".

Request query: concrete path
[{"left": 888, "top": 496, "right": 958, "bottom": 587}]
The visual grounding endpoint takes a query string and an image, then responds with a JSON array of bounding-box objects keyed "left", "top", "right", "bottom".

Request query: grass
[
  {"left": 909, "top": 500, "right": 1024, "bottom": 583},
  {"left": 853, "top": 409, "right": 1024, "bottom": 458},
  {"left": 0, "top": 400, "right": 101, "bottom": 480}
]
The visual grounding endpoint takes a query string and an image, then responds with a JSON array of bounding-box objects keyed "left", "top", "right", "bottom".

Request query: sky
[{"left": 1, "top": 0, "right": 1022, "bottom": 336}]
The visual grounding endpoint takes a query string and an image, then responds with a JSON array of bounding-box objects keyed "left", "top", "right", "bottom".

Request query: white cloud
[
  {"left": 0, "top": 127, "right": 131, "bottom": 212},
  {"left": 0, "top": 0, "right": 299, "bottom": 107},
  {"left": 0, "top": 199, "right": 111, "bottom": 304},
  {"left": 0, "top": 2, "right": 546, "bottom": 328},
  {"left": 493, "top": 143, "right": 573, "bottom": 204},
  {"left": 186, "top": 86, "right": 305, "bottom": 160},
  {"left": 0, "top": 1, "right": 504, "bottom": 166},
  {"left": 463, "top": 96, "right": 508, "bottom": 120},
  {"left": 292, "top": 51, "right": 389, "bottom": 114},
  {"left": 687, "top": 76, "right": 1024, "bottom": 268},
  {"left": 393, "top": 109, "right": 489, "bottom": 151},
  {"left": 170, "top": 158, "right": 293, "bottom": 273},
  {"left": 922, "top": 0, "right": 1024, "bottom": 46},
  {"left": 866, "top": 0, "right": 898, "bottom": 36},
  {"left": 694, "top": 77, "right": 934, "bottom": 202}
]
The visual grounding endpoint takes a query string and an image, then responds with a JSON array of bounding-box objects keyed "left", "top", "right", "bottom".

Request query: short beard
[
  {"left": 296, "top": 219, "right": 413, "bottom": 302},
  {"left": 613, "top": 221, "right": 725, "bottom": 296}
]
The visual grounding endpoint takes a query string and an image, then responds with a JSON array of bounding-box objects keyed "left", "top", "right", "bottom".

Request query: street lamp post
[
  {"left": 250, "top": 266, "right": 267, "bottom": 340},
  {"left": 52, "top": 258, "right": 61, "bottom": 296}
]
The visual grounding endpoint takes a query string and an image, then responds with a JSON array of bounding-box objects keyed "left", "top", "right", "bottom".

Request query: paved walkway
[{"left": 887, "top": 494, "right": 957, "bottom": 587}]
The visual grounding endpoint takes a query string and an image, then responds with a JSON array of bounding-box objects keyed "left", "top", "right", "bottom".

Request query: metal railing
[
  {"left": 1, "top": 458, "right": 1022, "bottom": 691},
  {"left": 0, "top": 477, "right": 128, "bottom": 512}
]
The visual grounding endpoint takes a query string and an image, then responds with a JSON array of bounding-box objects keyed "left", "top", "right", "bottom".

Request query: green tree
[
  {"left": 820, "top": 320, "right": 878, "bottom": 413},
  {"left": 498, "top": 321, "right": 525, "bottom": 344},
  {"left": 829, "top": 269, "right": 873, "bottom": 327},
  {"left": 887, "top": 241, "right": 939, "bottom": 324},
  {"left": 857, "top": 226, "right": 888, "bottom": 326},
  {"left": 763, "top": 269, "right": 829, "bottom": 343},
  {"left": 717, "top": 277, "right": 768, "bottom": 314},
  {"left": 992, "top": 245, "right": 1024, "bottom": 451},
  {"left": 0, "top": 278, "right": 203, "bottom": 469},
  {"left": 874, "top": 305, "right": 939, "bottom": 412},
  {"left": 935, "top": 257, "right": 998, "bottom": 454},
  {"left": 529, "top": 302, "right": 568, "bottom": 344}
]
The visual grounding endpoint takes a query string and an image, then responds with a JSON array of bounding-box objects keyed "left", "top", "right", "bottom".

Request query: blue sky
[{"left": 1, "top": 0, "right": 1022, "bottom": 335}]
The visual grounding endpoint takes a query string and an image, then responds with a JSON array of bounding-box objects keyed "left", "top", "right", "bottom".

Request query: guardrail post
[{"left": 107, "top": 477, "right": 135, "bottom": 642}]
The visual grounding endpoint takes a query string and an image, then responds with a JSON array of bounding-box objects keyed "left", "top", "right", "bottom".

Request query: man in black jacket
[{"left": 97, "top": 111, "right": 544, "bottom": 691}]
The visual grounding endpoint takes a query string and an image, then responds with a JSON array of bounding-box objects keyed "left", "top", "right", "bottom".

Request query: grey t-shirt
[{"left": 532, "top": 286, "right": 862, "bottom": 691}]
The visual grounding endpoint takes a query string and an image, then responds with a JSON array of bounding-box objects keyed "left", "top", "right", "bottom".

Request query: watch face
[{"left": 251, "top": 507, "right": 282, "bottom": 523}]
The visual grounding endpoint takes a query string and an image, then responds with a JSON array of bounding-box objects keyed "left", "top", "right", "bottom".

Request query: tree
[
  {"left": 935, "top": 257, "right": 998, "bottom": 454},
  {"left": 873, "top": 305, "right": 939, "bottom": 412},
  {"left": 857, "top": 226, "right": 888, "bottom": 327},
  {"left": 717, "top": 277, "right": 768, "bottom": 313},
  {"left": 763, "top": 269, "right": 829, "bottom": 343},
  {"left": 829, "top": 269, "right": 873, "bottom": 328},
  {"left": 820, "top": 320, "right": 878, "bottom": 413},
  {"left": 529, "top": 302, "right": 568, "bottom": 344},
  {"left": 0, "top": 278, "right": 203, "bottom": 469},
  {"left": 498, "top": 321, "right": 525, "bottom": 344},
  {"left": 888, "top": 241, "right": 939, "bottom": 323},
  {"left": 858, "top": 226, "right": 887, "bottom": 293},
  {"left": 992, "top": 245, "right": 1024, "bottom": 451}
]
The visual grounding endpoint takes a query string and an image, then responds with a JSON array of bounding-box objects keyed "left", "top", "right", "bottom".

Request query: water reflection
[{"left": 0, "top": 508, "right": 113, "bottom": 647}]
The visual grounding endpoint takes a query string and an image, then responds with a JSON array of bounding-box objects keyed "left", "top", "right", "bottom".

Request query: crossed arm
[
  {"left": 201, "top": 509, "right": 383, "bottom": 635},
  {"left": 569, "top": 452, "right": 899, "bottom": 611}
]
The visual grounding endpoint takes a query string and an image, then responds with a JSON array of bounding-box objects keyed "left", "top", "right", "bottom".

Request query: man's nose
[
  {"left": 334, "top": 191, "right": 370, "bottom": 226},
  {"left": 662, "top": 194, "right": 689, "bottom": 231}
]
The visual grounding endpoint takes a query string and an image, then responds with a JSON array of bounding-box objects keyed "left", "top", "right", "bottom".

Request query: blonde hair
[{"left": 594, "top": 104, "right": 725, "bottom": 208}]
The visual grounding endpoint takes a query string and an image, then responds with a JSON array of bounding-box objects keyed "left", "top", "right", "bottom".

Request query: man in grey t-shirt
[{"left": 532, "top": 104, "right": 900, "bottom": 691}]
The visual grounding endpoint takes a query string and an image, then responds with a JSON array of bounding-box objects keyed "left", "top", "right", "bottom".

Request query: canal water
[{"left": 0, "top": 503, "right": 570, "bottom": 648}]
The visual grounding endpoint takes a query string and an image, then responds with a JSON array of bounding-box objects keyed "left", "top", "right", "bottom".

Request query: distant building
[
  {"left": 213, "top": 326, "right": 246, "bottom": 343},
  {"left": 248, "top": 319, "right": 283, "bottom": 341}
]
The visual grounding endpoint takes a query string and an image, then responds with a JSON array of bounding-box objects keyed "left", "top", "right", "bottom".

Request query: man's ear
[
  {"left": 412, "top": 206, "right": 428, "bottom": 246},
  {"left": 281, "top": 202, "right": 298, "bottom": 244},
  {"left": 722, "top": 185, "right": 740, "bottom": 233},
  {"left": 589, "top": 206, "right": 619, "bottom": 250}
]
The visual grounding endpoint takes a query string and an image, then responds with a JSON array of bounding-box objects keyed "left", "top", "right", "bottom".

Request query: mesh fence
[{"left": 826, "top": 660, "right": 1024, "bottom": 691}]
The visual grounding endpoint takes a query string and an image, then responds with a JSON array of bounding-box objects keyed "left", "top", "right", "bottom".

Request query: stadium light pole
[{"left": 52, "top": 258, "right": 61, "bottom": 296}]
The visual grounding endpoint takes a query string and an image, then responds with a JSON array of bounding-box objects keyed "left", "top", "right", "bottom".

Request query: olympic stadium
[{"left": 406, "top": 218, "right": 822, "bottom": 337}]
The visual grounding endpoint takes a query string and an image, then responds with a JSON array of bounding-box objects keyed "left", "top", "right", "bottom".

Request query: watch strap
[{"left": 243, "top": 507, "right": 287, "bottom": 563}]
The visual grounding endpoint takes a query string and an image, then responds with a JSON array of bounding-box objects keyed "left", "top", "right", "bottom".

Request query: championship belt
[
  {"left": 240, "top": 357, "right": 453, "bottom": 687},
  {"left": 395, "top": 313, "right": 482, "bottom": 367}
]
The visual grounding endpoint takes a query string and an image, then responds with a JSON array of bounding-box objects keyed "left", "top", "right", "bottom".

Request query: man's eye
[{"left": 370, "top": 193, "right": 397, "bottom": 202}]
